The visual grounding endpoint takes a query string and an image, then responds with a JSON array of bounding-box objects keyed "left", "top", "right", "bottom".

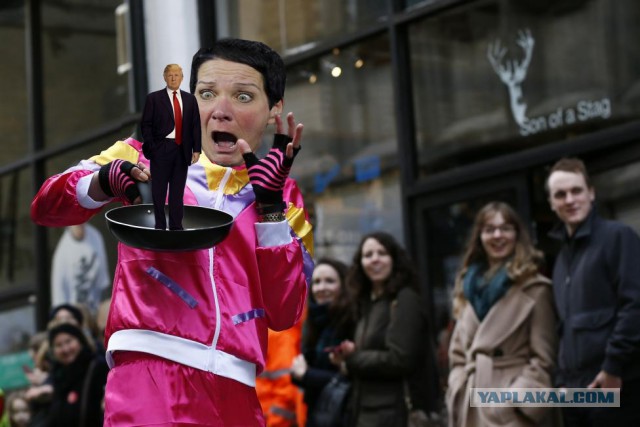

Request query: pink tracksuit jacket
[{"left": 31, "top": 138, "right": 313, "bottom": 424}]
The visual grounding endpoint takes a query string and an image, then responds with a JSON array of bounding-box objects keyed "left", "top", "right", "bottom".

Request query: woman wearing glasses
[{"left": 446, "top": 202, "right": 557, "bottom": 427}]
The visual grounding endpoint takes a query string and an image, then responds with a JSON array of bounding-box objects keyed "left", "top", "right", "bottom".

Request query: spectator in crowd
[
  {"left": 46, "top": 322, "right": 108, "bottom": 427},
  {"left": 446, "top": 201, "right": 557, "bottom": 427},
  {"left": 48, "top": 303, "right": 104, "bottom": 361},
  {"left": 24, "top": 339, "right": 54, "bottom": 427},
  {"left": 291, "top": 258, "right": 355, "bottom": 426},
  {"left": 23, "top": 331, "right": 54, "bottom": 427},
  {"left": 257, "top": 324, "right": 305, "bottom": 427},
  {"left": 546, "top": 158, "right": 640, "bottom": 426},
  {"left": 4, "top": 392, "right": 30, "bottom": 427},
  {"left": 51, "top": 223, "right": 111, "bottom": 315},
  {"left": 48, "top": 303, "right": 83, "bottom": 328},
  {"left": 25, "top": 332, "right": 49, "bottom": 386},
  {"left": 330, "top": 231, "right": 432, "bottom": 427}
]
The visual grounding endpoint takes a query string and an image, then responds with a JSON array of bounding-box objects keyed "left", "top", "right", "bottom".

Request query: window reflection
[
  {"left": 0, "top": 0, "right": 28, "bottom": 165},
  {"left": 286, "top": 36, "right": 396, "bottom": 190},
  {"left": 592, "top": 160, "right": 640, "bottom": 234},
  {"left": 282, "top": 35, "right": 402, "bottom": 260},
  {"left": 409, "top": 0, "right": 640, "bottom": 177},
  {"left": 220, "top": 0, "right": 387, "bottom": 54},
  {"left": 311, "top": 173, "right": 403, "bottom": 262},
  {"left": 0, "top": 169, "right": 35, "bottom": 291},
  {"left": 42, "top": 0, "right": 129, "bottom": 148}
]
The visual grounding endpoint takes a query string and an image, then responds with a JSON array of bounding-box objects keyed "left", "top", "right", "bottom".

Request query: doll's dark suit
[{"left": 141, "top": 88, "right": 201, "bottom": 230}]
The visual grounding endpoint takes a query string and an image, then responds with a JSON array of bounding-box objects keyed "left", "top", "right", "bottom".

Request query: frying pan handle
[{"left": 136, "top": 181, "right": 153, "bottom": 204}]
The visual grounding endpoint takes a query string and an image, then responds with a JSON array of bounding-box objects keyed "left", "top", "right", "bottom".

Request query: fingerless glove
[
  {"left": 98, "top": 159, "right": 140, "bottom": 203},
  {"left": 242, "top": 134, "right": 300, "bottom": 205}
]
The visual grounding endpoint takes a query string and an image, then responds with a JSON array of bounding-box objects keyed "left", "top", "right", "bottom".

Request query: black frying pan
[{"left": 105, "top": 182, "right": 234, "bottom": 252}]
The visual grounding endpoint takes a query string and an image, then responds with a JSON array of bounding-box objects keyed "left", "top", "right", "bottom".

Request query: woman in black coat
[
  {"left": 330, "top": 232, "right": 436, "bottom": 427},
  {"left": 46, "top": 322, "right": 108, "bottom": 427},
  {"left": 291, "top": 257, "right": 354, "bottom": 426}
]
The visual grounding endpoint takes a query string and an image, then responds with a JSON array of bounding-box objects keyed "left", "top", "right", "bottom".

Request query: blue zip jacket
[{"left": 549, "top": 208, "right": 640, "bottom": 387}]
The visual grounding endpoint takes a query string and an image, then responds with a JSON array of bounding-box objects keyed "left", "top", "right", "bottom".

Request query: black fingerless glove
[
  {"left": 242, "top": 134, "right": 301, "bottom": 205},
  {"left": 98, "top": 159, "right": 140, "bottom": 203}
]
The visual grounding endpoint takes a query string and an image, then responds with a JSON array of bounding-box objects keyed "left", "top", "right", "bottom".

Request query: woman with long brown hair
[
  {"left": 446, "top": 201, "right": 557, "bottom": 427},
  {"left": 330, "top": 231, "right": 436, "bottom": 427}
]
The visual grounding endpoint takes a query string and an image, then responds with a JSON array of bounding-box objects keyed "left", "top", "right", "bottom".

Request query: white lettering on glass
[{"left": 488, "top": 29, "right": 611, "bottom": 136}]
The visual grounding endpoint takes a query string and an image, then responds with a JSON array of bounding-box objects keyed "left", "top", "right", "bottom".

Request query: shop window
[
  {"left": 41, "top": 0, "right": 130, "bottom": 149},
  {"left": 592, "top": 160, "right": 640, "bottom": 233},
  {"left": 409, "top": 0, "right": 640, "bottom": 177},
  {"left": 310, "top": 172, "right": 403, "bottom": 262},
  {"left": 281, "top": 35, "right": 402, "bottom": 260},
  {"left": 404, "top": 0, "right": 439, "bottom": 10},
  {"left": 218, "top": 0, "right": 387, "bottom": 55},
  {"left": 0, "top": 0, "right": 28, "bottom": 166},
  {"left": 0, "top": 169, "right": 36, "bottom": 292}
]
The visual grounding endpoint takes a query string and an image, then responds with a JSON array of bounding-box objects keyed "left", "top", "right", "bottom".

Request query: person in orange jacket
[{"left": 257, "top": 319, "right": 306, "bottom": 427}]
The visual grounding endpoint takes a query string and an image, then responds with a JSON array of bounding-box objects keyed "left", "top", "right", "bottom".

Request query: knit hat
[
  {"left": 49, "top": 303, "right": 84, "bottom": 326},
  {"left": 48, "top": 322, "right": 90, "bottom": 349}
]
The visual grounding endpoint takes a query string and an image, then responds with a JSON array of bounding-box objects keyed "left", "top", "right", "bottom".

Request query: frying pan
[{"left": 105, "top": 182, "right": 234, "bottom": 252}]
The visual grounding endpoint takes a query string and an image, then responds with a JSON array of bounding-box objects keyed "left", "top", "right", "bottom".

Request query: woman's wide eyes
[
  {"left": 197, "top": 90, "right": 252, "bottom": 102},
  {"left": 199, "top": 90, "right": 213, "bottom": 100}
]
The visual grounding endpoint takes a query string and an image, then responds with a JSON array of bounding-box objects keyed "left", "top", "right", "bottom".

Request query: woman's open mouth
[{"left": 212, "top": 131, "right": 238, "bottom": 149}]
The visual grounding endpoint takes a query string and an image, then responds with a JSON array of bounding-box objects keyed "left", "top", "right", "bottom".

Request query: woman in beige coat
[{"left": 446, "top": 202, "right": 557, "bottom": 427}]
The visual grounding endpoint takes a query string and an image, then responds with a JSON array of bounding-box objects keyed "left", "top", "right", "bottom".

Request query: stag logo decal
[{"left": 488, "top": 29, "right": 611, "bottom": 136}]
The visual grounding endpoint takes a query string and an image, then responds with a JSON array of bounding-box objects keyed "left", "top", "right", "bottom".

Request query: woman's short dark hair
[{"left": 190, "top": 38, "right": 286, "bottom": 108}]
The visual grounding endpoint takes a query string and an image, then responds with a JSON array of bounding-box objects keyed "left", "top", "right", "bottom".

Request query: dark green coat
[{"left": 345, "top": 287, "right": 428, "bottom": 427}]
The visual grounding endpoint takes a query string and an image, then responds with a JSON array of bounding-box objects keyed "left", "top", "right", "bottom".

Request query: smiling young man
[{"left": 547, "top": 157, "right": 640, "bottom": 427}]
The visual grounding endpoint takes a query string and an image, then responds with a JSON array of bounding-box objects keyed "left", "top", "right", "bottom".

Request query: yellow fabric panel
[
  {"left": 286, "top": 202, "right": 314, "bottom": 258},
  {"left": 199, "top": 152, "right": 250, "bottom": 195},
  {"left": 89, "top": 140, "right": 140, "bottom": 166}
]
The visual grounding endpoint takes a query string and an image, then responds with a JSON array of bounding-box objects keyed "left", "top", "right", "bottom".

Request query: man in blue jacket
[{"left": 547, "top": 157, "right": 640, "bottom": 426}]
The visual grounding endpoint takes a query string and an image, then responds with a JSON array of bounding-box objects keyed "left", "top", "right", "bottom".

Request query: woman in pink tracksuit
[{"left": 31, "top": 38, "right": 314, "bottom": 426}]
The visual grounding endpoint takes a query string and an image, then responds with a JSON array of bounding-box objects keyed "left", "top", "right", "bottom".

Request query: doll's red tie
[{"left": 173, "top": 91, "right": 182, "bottom": 145}]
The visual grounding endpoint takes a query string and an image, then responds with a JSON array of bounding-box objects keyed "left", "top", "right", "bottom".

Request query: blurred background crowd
[{"left": 0, "top": 204, "right": 552, "bottom": 427}]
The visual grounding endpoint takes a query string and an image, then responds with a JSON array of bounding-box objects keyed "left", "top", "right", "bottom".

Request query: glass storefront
[
  {"left": 409, "top": 0, "right": 640, "bottom": 177},
  {"left": 41, "top": 0, "right": 130, "bottom": 148},
  {"left": 0, "top": 0, "right": 28, "bottom": 165},
  {"left": 284, "top": 35, "right": 402, "bottom": 260},
  {"left": 0, "top": 169, "right": 35, "bottom": 292},
  {"left": 592, "top": 160, "right": 640, "bottom": 233},
  {"left": 218, "top": 5, "right": 404, "bottom": 261},
  {"left": 219, "top": 0, "right": 388, "bottom": 55}
]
